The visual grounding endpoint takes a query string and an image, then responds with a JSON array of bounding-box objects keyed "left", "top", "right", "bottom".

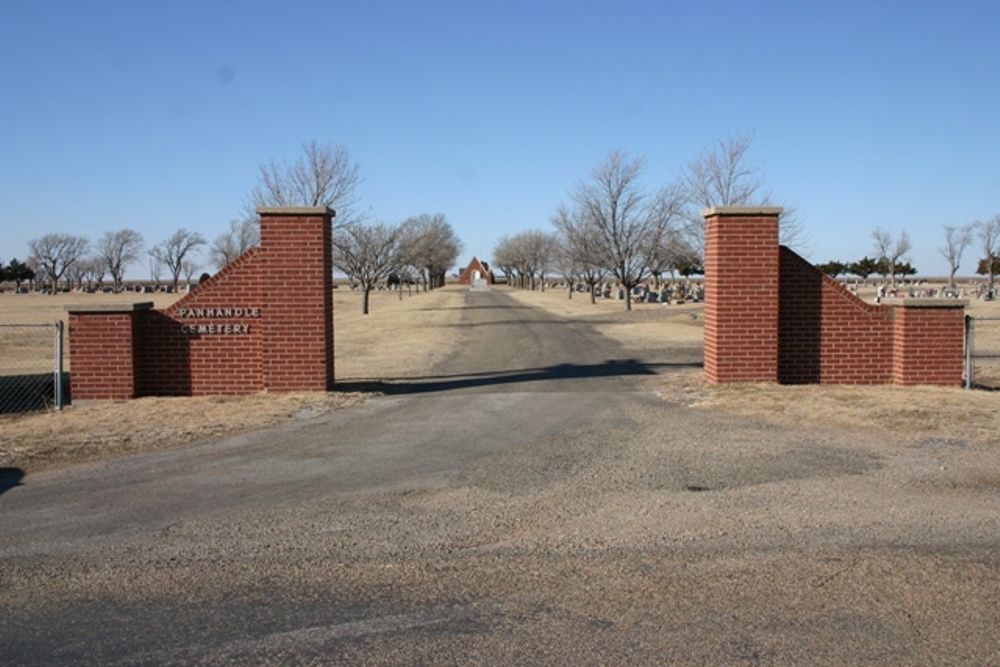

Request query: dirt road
[{"left": 1, "top": 288, "right": 997, "bottom": 664}]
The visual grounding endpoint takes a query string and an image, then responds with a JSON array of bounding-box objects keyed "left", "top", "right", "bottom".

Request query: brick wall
[
  {"left": 137, "top": 246, "right": 265, "bottom": 396},
  {"left": 67, "top": 303, "right": 150, "bottom": 400},
  {"left": 779, "top": 248, "right": 894, "bottom": 384},
  {"left": 891, "top": 302, "right": 966, "bottom": 386},
  {"left": 704, "top": 207, "right": 967, "bottom": 387},
  {"left": 259, "top": 207, "right": 335, "bottom": 392},
  {"left": 703, "top": 207, "right": 782, "bottom": 383},
  {"left": 68, "top": 206, "right": 335, "bottom": 401}
]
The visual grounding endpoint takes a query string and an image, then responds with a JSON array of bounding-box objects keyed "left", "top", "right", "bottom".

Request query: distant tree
[
  {"left": 4, "top": 258, "right": 35, "bottom": 290},
  {"left": 894, "top": 261, "right": 917, "bottom": 279},
  {"left": 848, "top": 256, "right": 878, "bottom": 280},
  {"left": 399, "top": 213, "right": 462, "bottom": 290},
  {"left": 493, "top": 235, "right": 525, "bottom": 289},
  {"left": 870, "top": 228, "right": 893, "bottom": 283},
  {"left": 551, "top": 204, "right": 607, "bottom": 303},
  {"left": 494, "top": 229, "right": 558, "bottom": 291},
  {"left": 181, "top": 258, "right": 200, "bottom": 288},
  {"left": 490, "top": 239, "right": 516, "bottom": 288},
  {"left": 973, "top": 215, "right": 1000, "bottom": 292},
  {"left": 643, "top": 192, "right": 691, "bottom": 286},
  {"left": 569, "top": 149, "right": 683, "bottom": 310},
  {"left": 870, "top": 227, "right": 910, "bottom": 287},
  {"left": 524, "top": 230, "right": 559, "bottom": 291},
  {"left": 551, "top": 238, "right": 581, "bottom": 300},
  {"left": 148, "top": 256, "right": 163, "bottom": 287},
  {"left": 75, "top": 256, "right": 105, "bottom": 290},
  {"left": 938, "top": 224, "right": 974, "bottom": 289},
  {"left": 976, "top": 254, "right": 1000, "bottom": 280},
  {"left": 96, "top": 229, "right": 144, "bottom": 292},
  {"left": 210, "top": 218, "right": 260, "bottom": 269},
  {"left": 250, "top": 139, "right": 365, "bottom": 228},
  {"left": 26, "top": 256, "right": 43, "bottom": 290},
  {"left": 66, "top": 259, "right": 85, "bottom": 290},
  {"left": 816, "top": 260, "right": 848, "bottom": 277},
  {"left": 677, "top": 131, "right": 806, "bottom": 257},
  {"left": 149, "top": 228, "right": 206, "bottom": 291},
  {"left": 333, "top": 221, "right": 405, "bottom": 315},
  {"left": 673, "top": 253, "right": 704, "bottom": 278},
  {"left": 28, "top": 233, "right": 89, "bottom": 292}
]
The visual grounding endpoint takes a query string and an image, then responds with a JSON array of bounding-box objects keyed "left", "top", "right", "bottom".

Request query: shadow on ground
[
  {"left": 335, "top": 359, "right": 701, "bottom": 395},
  {"left": 0, "top": 467, "right": 25, "bottom": 495}
]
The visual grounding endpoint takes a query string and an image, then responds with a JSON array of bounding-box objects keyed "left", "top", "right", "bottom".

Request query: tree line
[
  {"left": 491, "top": 131, "right": 998, "bottom": 310},
  {"left": 816, "top": 217, "right": 1000, "bottom": 294},
  {"left": 5, "top": 227, "right": 205, "bottom": 294},
  {"left": 8, "top": 140, "right": 462, "bottom": 313},
  {"left": 494, "top": 132, "right": 803, "bottom": 310}
]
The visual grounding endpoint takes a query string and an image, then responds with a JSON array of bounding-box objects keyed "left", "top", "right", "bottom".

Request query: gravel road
[{"left": 1, "top": 288, "right": 997, "bottom": 665}]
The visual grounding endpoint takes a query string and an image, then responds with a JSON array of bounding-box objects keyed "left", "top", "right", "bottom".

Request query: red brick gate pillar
[
  {"left": 257, "top": 206, "right": 335, "bottom": 391},
  {"left": 888, "top": 298, "right": 967, "bottom": 386},
  {"left": 702, "top": 206, "right": 783, "bottom": 383},
  {"left": 66, "top": 302, "right": 152, "bottom": 400}
]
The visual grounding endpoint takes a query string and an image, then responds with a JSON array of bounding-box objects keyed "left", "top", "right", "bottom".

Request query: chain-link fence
[
  {"left": 966, "top": 316, "right": 1000, "bottom": 390},
  {"left": 0, "top": 322, "right": 64, "bottom": 414}
]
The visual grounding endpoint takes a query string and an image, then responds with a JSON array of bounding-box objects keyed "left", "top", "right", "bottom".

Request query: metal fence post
[
  {"left": 964, "top": 314, "right": 972, "bottom": 390},
  {"left": 55, "top": 320, "right": 64, "bottom": 410}
]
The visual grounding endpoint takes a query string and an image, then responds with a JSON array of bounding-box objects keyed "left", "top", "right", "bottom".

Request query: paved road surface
[{"left": 1, "top": 289, "right": 997, "bottom": 664}]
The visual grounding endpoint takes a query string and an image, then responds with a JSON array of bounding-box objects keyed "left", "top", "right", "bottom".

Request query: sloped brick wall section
[
  {"left": 67, "top": 207, "right": 334, "bottom": 401},
  {"left": 703, "top": 207, "right": 967, "bottom": 387}
]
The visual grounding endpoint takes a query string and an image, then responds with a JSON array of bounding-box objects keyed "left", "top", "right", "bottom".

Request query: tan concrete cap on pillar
[
  {"left": 880, "top": 297, "right": 969, "bottom": 308},
  {"left": 701, "top": 206, "right": 784, "bottom": 218},
  {"left": 256, "top": 206, "right": 336, "bottom": 218},
  {"left": 65, "top": 301, "right": 155, "bottom": 313}
]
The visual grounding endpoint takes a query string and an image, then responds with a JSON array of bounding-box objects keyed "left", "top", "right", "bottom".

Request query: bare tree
[
  {"left": 494, "top": 234, "right": 531, "bottom": 289},
  {"left": 250, "top": 140, "right": 365, "bottom": 228},
  {"left": 550, "top": 204, "right": 607, "bottom": 303},
  {"left": 28, "top": 233, "right": 89, "bottom": 293},
  {"left": 938, "top": 224, "right": 974, "bottom": 289},
  {"left": 149, "top": 228, "right": 207, "bottom": 291},
  {"left": 96, "top": 229, "right": 144, "bottom": 292},
  {"left": 974, "top": 215, "right": 1000, "bottom": 293},
  {"left": 210, "top": 218, "right": 259, "bottom": 269},
  {"left": 551, "top": 239, "right": 580, "bottom": 300},
  {"left": 644, "top": 183, "right": 690, "bottom": 287},
  {"left": 871, "top": 227, "right": 911, "bottom": 288},
  {"left": 570, "top": 150, "right": 682, "bottom": 310},
  {"left": 871, "top": 227, "right": 893, "bottom": 284},
  {"left": 400, "top": 214, "right": 462, "bottom": 290},
  {"left": 891, "top": 230, "right": 913, "bottom": 287},
  {"left": 74, "top": 256, "right": 106, "bottom": 290},
  {"left": 67, "top": 258, "right": 88, "bottom": 291},
  {"left": 677, "top": 131, "right": 805, "bottom": 256},
  {"left": 491, "top": 236, "right": 518, "bottom": 288},
  {"left": 148, "top": 256, "right": 163, "bottom": 287},
  {"left": 522, "top": 230, "right": 559, "bottom": 291},
  {"left": 181, "top": 258, "right": 200, "bottom": 289},
  {"left": 333, "top": 221, "right": 405, "bottom": 315}
]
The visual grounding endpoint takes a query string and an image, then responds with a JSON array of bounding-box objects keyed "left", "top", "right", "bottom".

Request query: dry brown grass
[
  {"left": 1, "top": 282, "right": 998, "bottom": 473},
  {"left": 0, "top": 287, "right": 462, "bottom": 472},
  {"left": 506, "top": 284, "right": 1000, "bottom": 448}
]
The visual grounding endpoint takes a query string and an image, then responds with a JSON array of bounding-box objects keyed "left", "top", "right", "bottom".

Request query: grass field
[{"left": 1, "top": 280, "right": 997, "bottom": 472}]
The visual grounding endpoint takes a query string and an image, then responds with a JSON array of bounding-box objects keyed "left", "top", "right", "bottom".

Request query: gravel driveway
[{"left": 1, "top": 289, "right": 997, "bottom": 665}]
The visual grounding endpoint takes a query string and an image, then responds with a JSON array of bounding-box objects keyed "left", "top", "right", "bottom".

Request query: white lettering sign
[
  {"left": 177, "top": 305, "right": 260, "bottom": 335},
  {"left": 178, "top": 307, "right": 260, "bottom": 318}
]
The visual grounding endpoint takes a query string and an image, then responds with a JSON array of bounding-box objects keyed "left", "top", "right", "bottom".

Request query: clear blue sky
[{"left": 2, "top": 0, "right": 998, "bottom": 279}]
